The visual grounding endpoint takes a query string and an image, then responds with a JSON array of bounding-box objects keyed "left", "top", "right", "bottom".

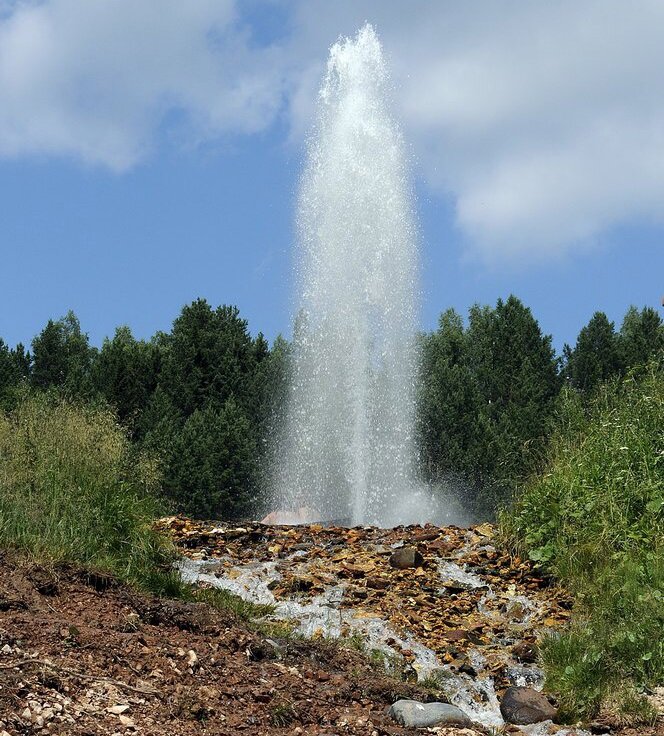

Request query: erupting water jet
[{"left": 273, "top": 25, "right": 463, "bottom": 527}]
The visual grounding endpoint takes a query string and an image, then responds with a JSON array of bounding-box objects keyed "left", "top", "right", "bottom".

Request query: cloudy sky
[{"left": 1, "top": 0, "right": 662, "bottom": 350}]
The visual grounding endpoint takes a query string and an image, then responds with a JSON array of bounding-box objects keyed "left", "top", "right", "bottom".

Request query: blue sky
[{"left": 1, "top": 1, "right": 663, "bottom": 353}]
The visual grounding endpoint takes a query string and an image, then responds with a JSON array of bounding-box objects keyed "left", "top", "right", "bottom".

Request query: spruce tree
[
  {"left": 618, "top": 306, "right": 664, "bottom": 371},
  {"left": 466, "top": 296, "right": 559, "bottom": 501},
  {"left": 418, "top": 309, "right": 487, "bottom": 479},
  {"left": 565, "top": 311, "right": 621, "bottom": 393},
  {"left": 166, "top": 399, "right": 256, "bottom": 519},
  {"left": 31, "top": 311, "right": 94, "bottom": 396},
  {"left": 92, "top": 326, "right": 160, "bottom": 425}
]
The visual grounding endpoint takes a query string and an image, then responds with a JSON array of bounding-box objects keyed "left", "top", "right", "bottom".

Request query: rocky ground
[
  {"left": 0, "top": 552, "right": 443, "bottom": 735},
  {"left": 0, "top": 519, "right": 662, "bottom": 735}
]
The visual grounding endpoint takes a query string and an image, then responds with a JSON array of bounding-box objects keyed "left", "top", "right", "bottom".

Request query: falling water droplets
[{"left": 273, "top": 25, "right": 460, "bottom": 527}]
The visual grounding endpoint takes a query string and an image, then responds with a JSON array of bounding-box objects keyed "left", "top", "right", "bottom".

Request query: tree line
[
  {"left": 0, "top": 296, "right": 661, "bottom": 519},
  {"left": 418, "top": 298, "right": 663, "bottom": 514}
]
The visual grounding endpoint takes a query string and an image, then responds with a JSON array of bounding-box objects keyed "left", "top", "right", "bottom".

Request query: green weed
[{"left": 502, "top": 363, "right": 664, "bottom": 722}]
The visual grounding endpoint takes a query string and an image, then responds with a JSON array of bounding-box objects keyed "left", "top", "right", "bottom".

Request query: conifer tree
[
  {"left": 618, "top": 306, "right": 664, "bottom": 370},
  {"left": 418, "top": 309, "right": 487, "bottom": 479},
  {"left": 564, "top": 311, "right": 621, "bottom": 393},
  {"left": 166, "top": 399, "right": 256, "bottom": 519},
  {"left": 92, "top": 326, "right": 160, "bottom": 424},
  {"left": 31, "top": 311, "right": 94, "bottom": 396}
]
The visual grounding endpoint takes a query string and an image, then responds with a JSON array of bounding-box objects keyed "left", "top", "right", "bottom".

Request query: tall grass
[
  {"left": 0, "top": 393, "right": 174, "bottom": 589},
  {"left": 503, "top": 363, "right": 664, "bottom": 722}
]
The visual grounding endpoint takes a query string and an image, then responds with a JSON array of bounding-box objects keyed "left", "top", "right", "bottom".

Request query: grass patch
[
  {"left": 0, "top": 393, "right": 273, "bottom": 622},
  {"left": 0, "top": 393, "right": 175, "bottom": 590},
  {"left": 191, "top": 586, "right": 274, "bottom": 620},
  {"left": 502, "top": 363, "right": 664, "bottom": 722}
]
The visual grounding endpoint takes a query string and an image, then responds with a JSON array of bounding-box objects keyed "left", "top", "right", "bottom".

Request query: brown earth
[{"left": 0, "top": 552, "right": 475, "bottom": 736}]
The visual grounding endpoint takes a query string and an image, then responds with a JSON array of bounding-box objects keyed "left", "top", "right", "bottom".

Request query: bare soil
[{"left": 0, "top": 552, "right": 448, "bottom": 735}]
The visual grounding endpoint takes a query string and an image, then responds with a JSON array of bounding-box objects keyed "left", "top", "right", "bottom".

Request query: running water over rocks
[
  {"left": 160, "top": 516, "right": 590, "bottom": 735},
  {"left": 273, "top": 25, "right": 458, "bottom": 527}
]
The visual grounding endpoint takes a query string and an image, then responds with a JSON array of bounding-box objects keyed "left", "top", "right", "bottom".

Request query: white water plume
[{"left": 273, "top": 25, "right": 457, "bottom": 527}]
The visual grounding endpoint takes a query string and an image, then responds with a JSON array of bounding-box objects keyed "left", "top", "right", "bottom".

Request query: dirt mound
[{"left": 0, "top": 552, "right": 441, "bottom": 735}]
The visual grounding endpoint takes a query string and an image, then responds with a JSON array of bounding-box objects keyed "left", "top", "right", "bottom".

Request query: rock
[
  {"left": 387, "top": 700, "right": 471, "bottom": 728},
  {"left": 389, "top": 547, "right": 424, "bottom": 569},
  {"left": 107, "top": 705, "right": 130, "bottom": 715},
  {"left": 260, "top": 507, "right": 320, "bottom": 525},
  {"left": 512, "top": 641, "right": 538, "bottom": 663},
  {"left": 500, "top": 686, "right": 557, "bottom": 725},
  {"left": 366, "top": 576, "right": 389, "bottom": 590}
]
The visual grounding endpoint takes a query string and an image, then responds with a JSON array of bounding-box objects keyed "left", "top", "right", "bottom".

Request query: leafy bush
[
  {"left": 0, "top": 393, "right": 173, "bottom": 588},
  {"left": 503, "top": 363, "right": 664, "bottom": 722}
]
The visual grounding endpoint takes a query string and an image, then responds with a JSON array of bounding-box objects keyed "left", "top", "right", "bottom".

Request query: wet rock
[
  {"left": 512, "top": 641, "right": 538, "bottom": 663},
  {"left": 387, "top": 700, "right": 471, "bottom": 728},
  {"left": 500, "top": 686, "right": 557, "bottom": 725},
  {"left": 505, "top": 663, "right": 544, "bottom": 689},
  {"left": 389, "top": 547, "right": 424, "bottom": 569},
  {"left": 366, "top": 576, "right": 389, "bottom": 590}
]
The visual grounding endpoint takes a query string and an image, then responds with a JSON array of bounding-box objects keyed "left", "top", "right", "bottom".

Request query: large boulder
[
  {"left": 387, "top": 700, "right": 471, "bottom": 728},
  {"left": 389, "top": 546, "right": 424, "bottom": 569},
  {"left": 500, "top": 686, "right": 557, "bottom": 725}
]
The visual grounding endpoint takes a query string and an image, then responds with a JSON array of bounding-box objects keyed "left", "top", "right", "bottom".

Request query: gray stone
[
  {"left": 387, "top": 700, "right": 471, "bottom": 728},
  {"left": 389, "top": 546, "right": 424, "bottom": 569},
  {"left": 500, "top": 686, "right": 557, "bottom": 725}
]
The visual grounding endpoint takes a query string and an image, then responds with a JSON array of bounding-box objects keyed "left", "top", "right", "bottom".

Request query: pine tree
[
  {"left": 565, "top": 311, "right": 621, "bottom": 393},
  {"left": 92, "top": 326, "right": 160, "bottom": 425},
  {"left": 166, "top": 399, "right": 257, "bottom": 519},
  {"left": 618, "top": 306, "right": 664, "bottom": 371},
  {"left": 31, "top": 311, "right": 94, "bottom": 396}
]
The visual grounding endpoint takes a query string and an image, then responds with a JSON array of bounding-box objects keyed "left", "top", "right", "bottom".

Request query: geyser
[{"left": 274, "top": 25, "right": 454, "bottom": 527}]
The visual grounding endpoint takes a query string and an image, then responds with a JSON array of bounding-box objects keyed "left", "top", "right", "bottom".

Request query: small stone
[
  {"left": 0, "top": 644, "right": 12, "bottom": 655},
  {"left": 512, "top": 641, "right": 538, "bottom": 663},
  {"left": 387, "top": 700, "right": 471, "bottom": 728},
  {"left": 118, "top": 714, "right": 134, "bottom": 727},
  {"left": 186, "top": 649, "right": 198, "bottom": 667},
  {"left": 389, "top": 547, "right": 424, "bottom": 569},
  {"left": 107, "top": 705, "right": 130, "bottom": 715},
  {"left": 22, "top": 708, "right": 31, "bottom": 720},
  {"left": 500, "top": 686, "right": 557, "bottom": 725}
]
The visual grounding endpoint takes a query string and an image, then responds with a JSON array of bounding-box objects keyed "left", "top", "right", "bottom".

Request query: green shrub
[
  {"left": 503, "top": 363, "right": 664, "bottom": 722},
  {"left": 0, "top": 393, "right": 173, "bottom": 589}
]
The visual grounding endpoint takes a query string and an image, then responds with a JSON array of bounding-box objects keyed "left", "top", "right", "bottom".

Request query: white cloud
[
  {"left": 0, "top": 0, "right": 284, "bottom": 170},
  {"left": 280, "top": 0, "right": 664, "bottom": 261},
  {"left": 1, "top": 0, "right": 664, "bottom": 260}
]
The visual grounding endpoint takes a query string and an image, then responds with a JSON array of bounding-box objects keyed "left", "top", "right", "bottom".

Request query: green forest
[
  {"left": 0, "top": 296, "right": 663, "bottom": 725},
  {"left": 0, "top": 296, "right": 662, "bottom": 521}
]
